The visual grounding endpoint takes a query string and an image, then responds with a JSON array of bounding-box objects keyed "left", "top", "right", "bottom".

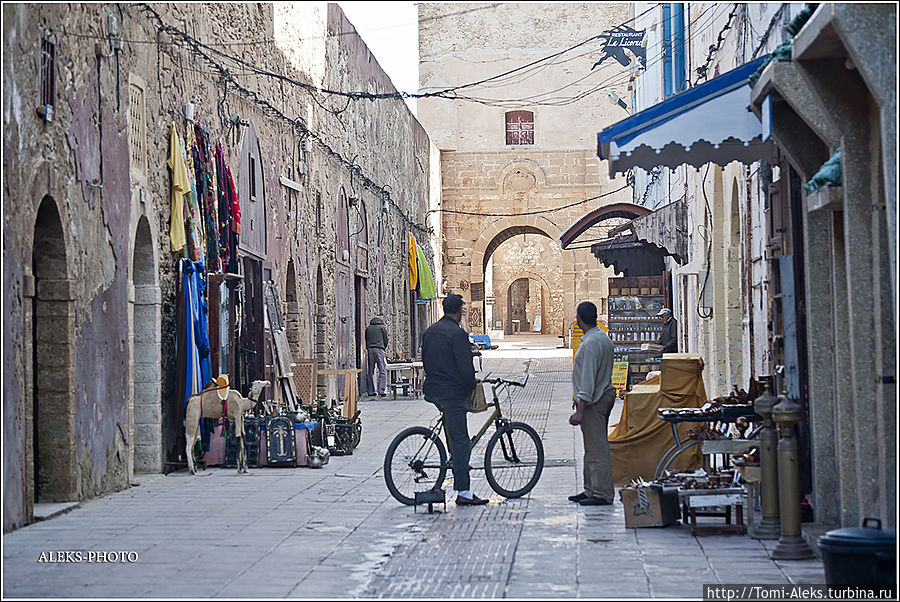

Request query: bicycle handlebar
[{"left": 480, "top": 373, "right": 529, "bottom": 388}]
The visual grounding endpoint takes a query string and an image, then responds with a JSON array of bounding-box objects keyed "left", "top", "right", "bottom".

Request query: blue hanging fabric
[{"left": 182, "top": 258, "right": 214, "bottom": 452}]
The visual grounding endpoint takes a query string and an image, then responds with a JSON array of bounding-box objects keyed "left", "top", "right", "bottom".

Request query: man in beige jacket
[{"left": 568, "top": 301, "right": 616, "bottom": 506}]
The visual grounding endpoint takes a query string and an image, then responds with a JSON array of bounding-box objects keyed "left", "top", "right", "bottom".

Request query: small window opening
[
  {"left": 38, "top": 33, "right": 56, "bottom": 121},
  {"left": 505, "top": 110, "right": 534, "bottom": 145},
  {"left": 249, "top": 155, "right": 257, "bottom": 200}
]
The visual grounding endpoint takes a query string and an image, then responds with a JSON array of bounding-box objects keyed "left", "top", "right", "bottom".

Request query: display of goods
[
  {"left": 686, "top": 427, "right": 724, "bottom": 440},
  {"left": 731, "top": 447, "right": 760, "bottom": 465}
]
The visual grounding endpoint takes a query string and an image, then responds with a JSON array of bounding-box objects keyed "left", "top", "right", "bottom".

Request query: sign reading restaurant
[{"left": 594, "top": 25, "right": 647, "bottom": 70}]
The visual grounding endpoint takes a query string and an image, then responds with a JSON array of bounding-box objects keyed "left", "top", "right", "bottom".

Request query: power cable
[
  {"left": 426, "top": 184, "right": 630, "bottom": 218},
  {"left": 136, "top": 3, "right": 430, "bottom": 234}
]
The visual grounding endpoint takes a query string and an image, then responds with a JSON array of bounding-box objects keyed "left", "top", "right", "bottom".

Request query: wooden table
[
  {"left": 317, "top": 369, "right": 362, "bottom": 418},
  {"left": 385, "top": 362, "right": 424, "bottom": 399},
  {"left": 679, "top": 487, "right": 746, "bottom": 535}
]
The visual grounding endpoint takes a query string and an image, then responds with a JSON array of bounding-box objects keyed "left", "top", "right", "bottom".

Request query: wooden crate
[{"left": 292, "top": 359, "right": 317, "bottom": 406}]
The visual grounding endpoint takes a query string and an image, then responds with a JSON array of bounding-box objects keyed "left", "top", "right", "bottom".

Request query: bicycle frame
[{"left": 415, "top": 379, "right": 519, "bottom": 461}]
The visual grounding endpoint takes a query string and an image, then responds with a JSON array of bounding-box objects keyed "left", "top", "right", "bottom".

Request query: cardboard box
[{"left": 619, "top": 485, "right": 680, "bottom": 527}]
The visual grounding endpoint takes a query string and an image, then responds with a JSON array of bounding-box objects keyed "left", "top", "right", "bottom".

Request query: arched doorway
[
  {"left": 482, "top": 228, "right": 562, "bottom": 335},
  {"left": 31, "top": 197, "right": 76, "bottom": 502},
  {"left": 504, "top": 277, "right": 547, "bottom": 334},
  {"left": 131, "top": 216, "right": 161, "bottom": 473}
]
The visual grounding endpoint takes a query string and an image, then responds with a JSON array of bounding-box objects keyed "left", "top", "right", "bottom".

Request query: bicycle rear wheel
[
  {"left": 484, "top": 421, "right": 544, "bottom": 498},
  {"left": 384, "top": 426, "right": 448, "bottom": 505}
]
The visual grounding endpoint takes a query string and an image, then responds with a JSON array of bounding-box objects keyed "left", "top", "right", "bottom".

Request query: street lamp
[{"left": 607, "top": 91, "right": 630, "bottom": 114}]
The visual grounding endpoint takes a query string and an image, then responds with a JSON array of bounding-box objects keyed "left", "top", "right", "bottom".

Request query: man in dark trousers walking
[
  {"left": 421, "top": 293, "right": 487, "bottom": 506},
  {"left": 365, "top": 316, "right": 389, "bottom": 397}
]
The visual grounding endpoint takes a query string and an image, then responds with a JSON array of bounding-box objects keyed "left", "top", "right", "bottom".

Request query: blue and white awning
[{"left": 597, "top": 56, "right": 775, "bottom": 176}]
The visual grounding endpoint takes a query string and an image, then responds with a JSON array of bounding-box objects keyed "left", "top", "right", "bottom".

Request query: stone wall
[
  {"left": 418, "top": 3, "right": 636, "bottom": 335},
  {"left": 2, "top": 2, "right": 434, "bottom": 532}
]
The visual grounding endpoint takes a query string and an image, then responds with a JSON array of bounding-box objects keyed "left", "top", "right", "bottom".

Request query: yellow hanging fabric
[
  {"left": 408, "top": 233, "right": 418, "bottom": 290},
  {"left": 167, "top": 122, "right": 189, "bottom": 253}
]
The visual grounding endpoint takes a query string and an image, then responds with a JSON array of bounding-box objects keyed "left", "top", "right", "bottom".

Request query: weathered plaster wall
[
  {"left": 3, "top": 3, "right": 134, "bottom": 530},
  {"left": 3, "top": 1, "right": 435, "bottom": 531}
]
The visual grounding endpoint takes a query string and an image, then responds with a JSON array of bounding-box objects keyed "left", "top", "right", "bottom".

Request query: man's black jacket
[
  {"left": 659, "top": 317, "right": 678, "bottom": 353},
  {"left": 421, "top": 315, "right": 477, "bottom": 402}
]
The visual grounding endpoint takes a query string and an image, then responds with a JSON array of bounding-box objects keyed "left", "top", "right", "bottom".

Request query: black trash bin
[{"left": 818, "top": 518, "right": 896, "bottom": 586}]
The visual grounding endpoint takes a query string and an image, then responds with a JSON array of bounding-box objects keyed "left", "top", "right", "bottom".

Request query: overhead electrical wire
[
  {"left": 137, "top": 3, "right": 430, "bottom": 235},
  {"left": 425, "top": 184, "right": 631, "bottom": 218}
]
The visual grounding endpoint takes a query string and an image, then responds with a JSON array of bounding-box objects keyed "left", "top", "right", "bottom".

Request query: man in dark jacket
[
  {"left": 421, "top": 294, "right": 486, "bottom": 506},
  {"left": 656, "top": 308, "right": 678, "bottom": 353},
  {"left": 365, "top": 316, "right": 389, "bottom": 397}
]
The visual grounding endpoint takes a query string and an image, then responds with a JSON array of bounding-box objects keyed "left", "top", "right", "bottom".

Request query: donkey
[{"left": 184, "top": 380, "right": 268, "bottom": 474}]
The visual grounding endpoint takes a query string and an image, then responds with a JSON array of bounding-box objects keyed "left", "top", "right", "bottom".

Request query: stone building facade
[
  {"left": 417, "top": 3, "right": 637, "bottom": 336},
  {"left": 3, "top": 2, "right": 438, "bottom": 532}
]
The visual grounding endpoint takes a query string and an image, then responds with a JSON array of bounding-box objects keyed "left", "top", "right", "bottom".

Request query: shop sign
[
  {"left": 594, "top": 25, "right": 647, "bottom": 69},
  {"left": 612, "top": 360, "right": 629, "bottom": 395}
]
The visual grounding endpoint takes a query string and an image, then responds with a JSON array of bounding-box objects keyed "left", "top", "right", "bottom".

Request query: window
[
  {"left": 249, "top": 155, "right": 257, "bottom": 200},
  {"left": 38, "top": 32, "right": 57, "bottom": 121},
  {"left": 662, "top": 4, "right": 686, "bottom": 98},
  {"left": 128, "top": 76, "right": 147, "bottom": 180},
  {"left": 505, "top": 111, "right": 534, "bottom": 145}
]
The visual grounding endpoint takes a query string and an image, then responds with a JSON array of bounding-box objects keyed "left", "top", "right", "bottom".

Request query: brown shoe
[{"left": 456, "top": 494, "right": 489, "bottom": 506}]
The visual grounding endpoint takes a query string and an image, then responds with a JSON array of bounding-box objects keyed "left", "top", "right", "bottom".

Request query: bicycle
[{"left": 383, "top": 371, "right": 544, "bottom": 505}]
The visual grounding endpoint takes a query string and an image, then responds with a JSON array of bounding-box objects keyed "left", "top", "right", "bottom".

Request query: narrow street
[{"left": 2, "top": 335, "right": 824, "bottom": 599}]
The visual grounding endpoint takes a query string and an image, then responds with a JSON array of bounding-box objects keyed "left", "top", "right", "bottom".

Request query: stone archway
[
  {"left": 470, "top": 216, "right": 563, "bottom": 284},
  {"left": 468, "top": 217, "right": 563, "bottom": 334},
  {"left": 131, "top": 216, "right": 161, "bottom": 473},
  {"left": 30, "top": 196, "right": 76, "bottom": 502},
  {"left": 496, "top": 271, "right": 555, "bottom": 335}
]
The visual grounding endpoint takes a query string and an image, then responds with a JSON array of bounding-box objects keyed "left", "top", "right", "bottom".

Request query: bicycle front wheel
[
  {"left": 484, "top": 421, "right": 544, "bottom": 498},
  {"left": 384, "top": 426, "right": 448, "bottom": 505}
]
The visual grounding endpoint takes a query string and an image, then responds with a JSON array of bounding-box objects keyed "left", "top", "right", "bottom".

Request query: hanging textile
[
  {"left": 194, "top": 125, "right": 220, "bottom": 273},
  {"left": 408, "top": 233, "right": 418, "bottom": 290},
  {"left": 182, "top": 126, "right": 205, "bottom": 263},
  {"left": 167, "top": 122, "right": 189, "bottom": 254},
  {"left": 415, "top": 243, "right": 437, "bottom": 300},
  {"left": 226, "top": 163, "right": 241, "bottom": 236},
  {"left": 182, "top": 258, "right": 213, "bottom": 451},
  {"left": 214, "top": 141, "right": 239, "bottom": 272}
]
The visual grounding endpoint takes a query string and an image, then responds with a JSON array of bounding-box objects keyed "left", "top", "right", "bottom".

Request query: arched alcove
[
  {"left": 31, "top": 196, "right": 76, "bottom": 501},
  {"left": 131, "top": 216, "right": 161, "bottom": 473}
]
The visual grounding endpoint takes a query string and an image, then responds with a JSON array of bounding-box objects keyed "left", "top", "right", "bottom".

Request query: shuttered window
[
  {"left": 128, "top": 76, "right": 147, "bottom": 180},
  {"left": 505, "top": 110, "right": 534, "bottom": 145}
]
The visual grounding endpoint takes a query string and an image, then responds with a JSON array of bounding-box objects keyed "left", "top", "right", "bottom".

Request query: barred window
[
  {"left": 505, "top": 110, "right": 534, "bottom": 145},
  {"left": 38, "top": 32, "right": 57, "bottom": 120}
]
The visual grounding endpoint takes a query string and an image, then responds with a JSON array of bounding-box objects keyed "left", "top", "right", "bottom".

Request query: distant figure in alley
[
  {"left": 365, "top": 316, "right": 389, "bottom": 397},
  {"left": 568, "top": 301, "right": 616, "bottom": 506}
]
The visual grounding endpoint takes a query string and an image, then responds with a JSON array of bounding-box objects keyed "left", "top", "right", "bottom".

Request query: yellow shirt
[{"left": 167, "top": 122, "right": 189, "bottom": 253}]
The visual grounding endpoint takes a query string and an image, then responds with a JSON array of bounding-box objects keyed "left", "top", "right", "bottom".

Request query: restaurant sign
[{"left": 594, "top": 25, "right": 647, "bottom": 70}]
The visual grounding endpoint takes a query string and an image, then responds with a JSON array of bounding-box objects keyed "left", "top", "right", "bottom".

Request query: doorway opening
[{"left": 31, "top": 196, "right": 76, "bottom": 502}]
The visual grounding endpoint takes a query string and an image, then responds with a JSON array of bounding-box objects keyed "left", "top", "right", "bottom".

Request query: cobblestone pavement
[{"left": 2, "top": 335, "right": 824, "bottom": 599}]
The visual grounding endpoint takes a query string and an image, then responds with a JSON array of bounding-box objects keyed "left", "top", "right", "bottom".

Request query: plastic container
[{"left": 818, "top": 518, "right": 896, "bottom": 586}]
